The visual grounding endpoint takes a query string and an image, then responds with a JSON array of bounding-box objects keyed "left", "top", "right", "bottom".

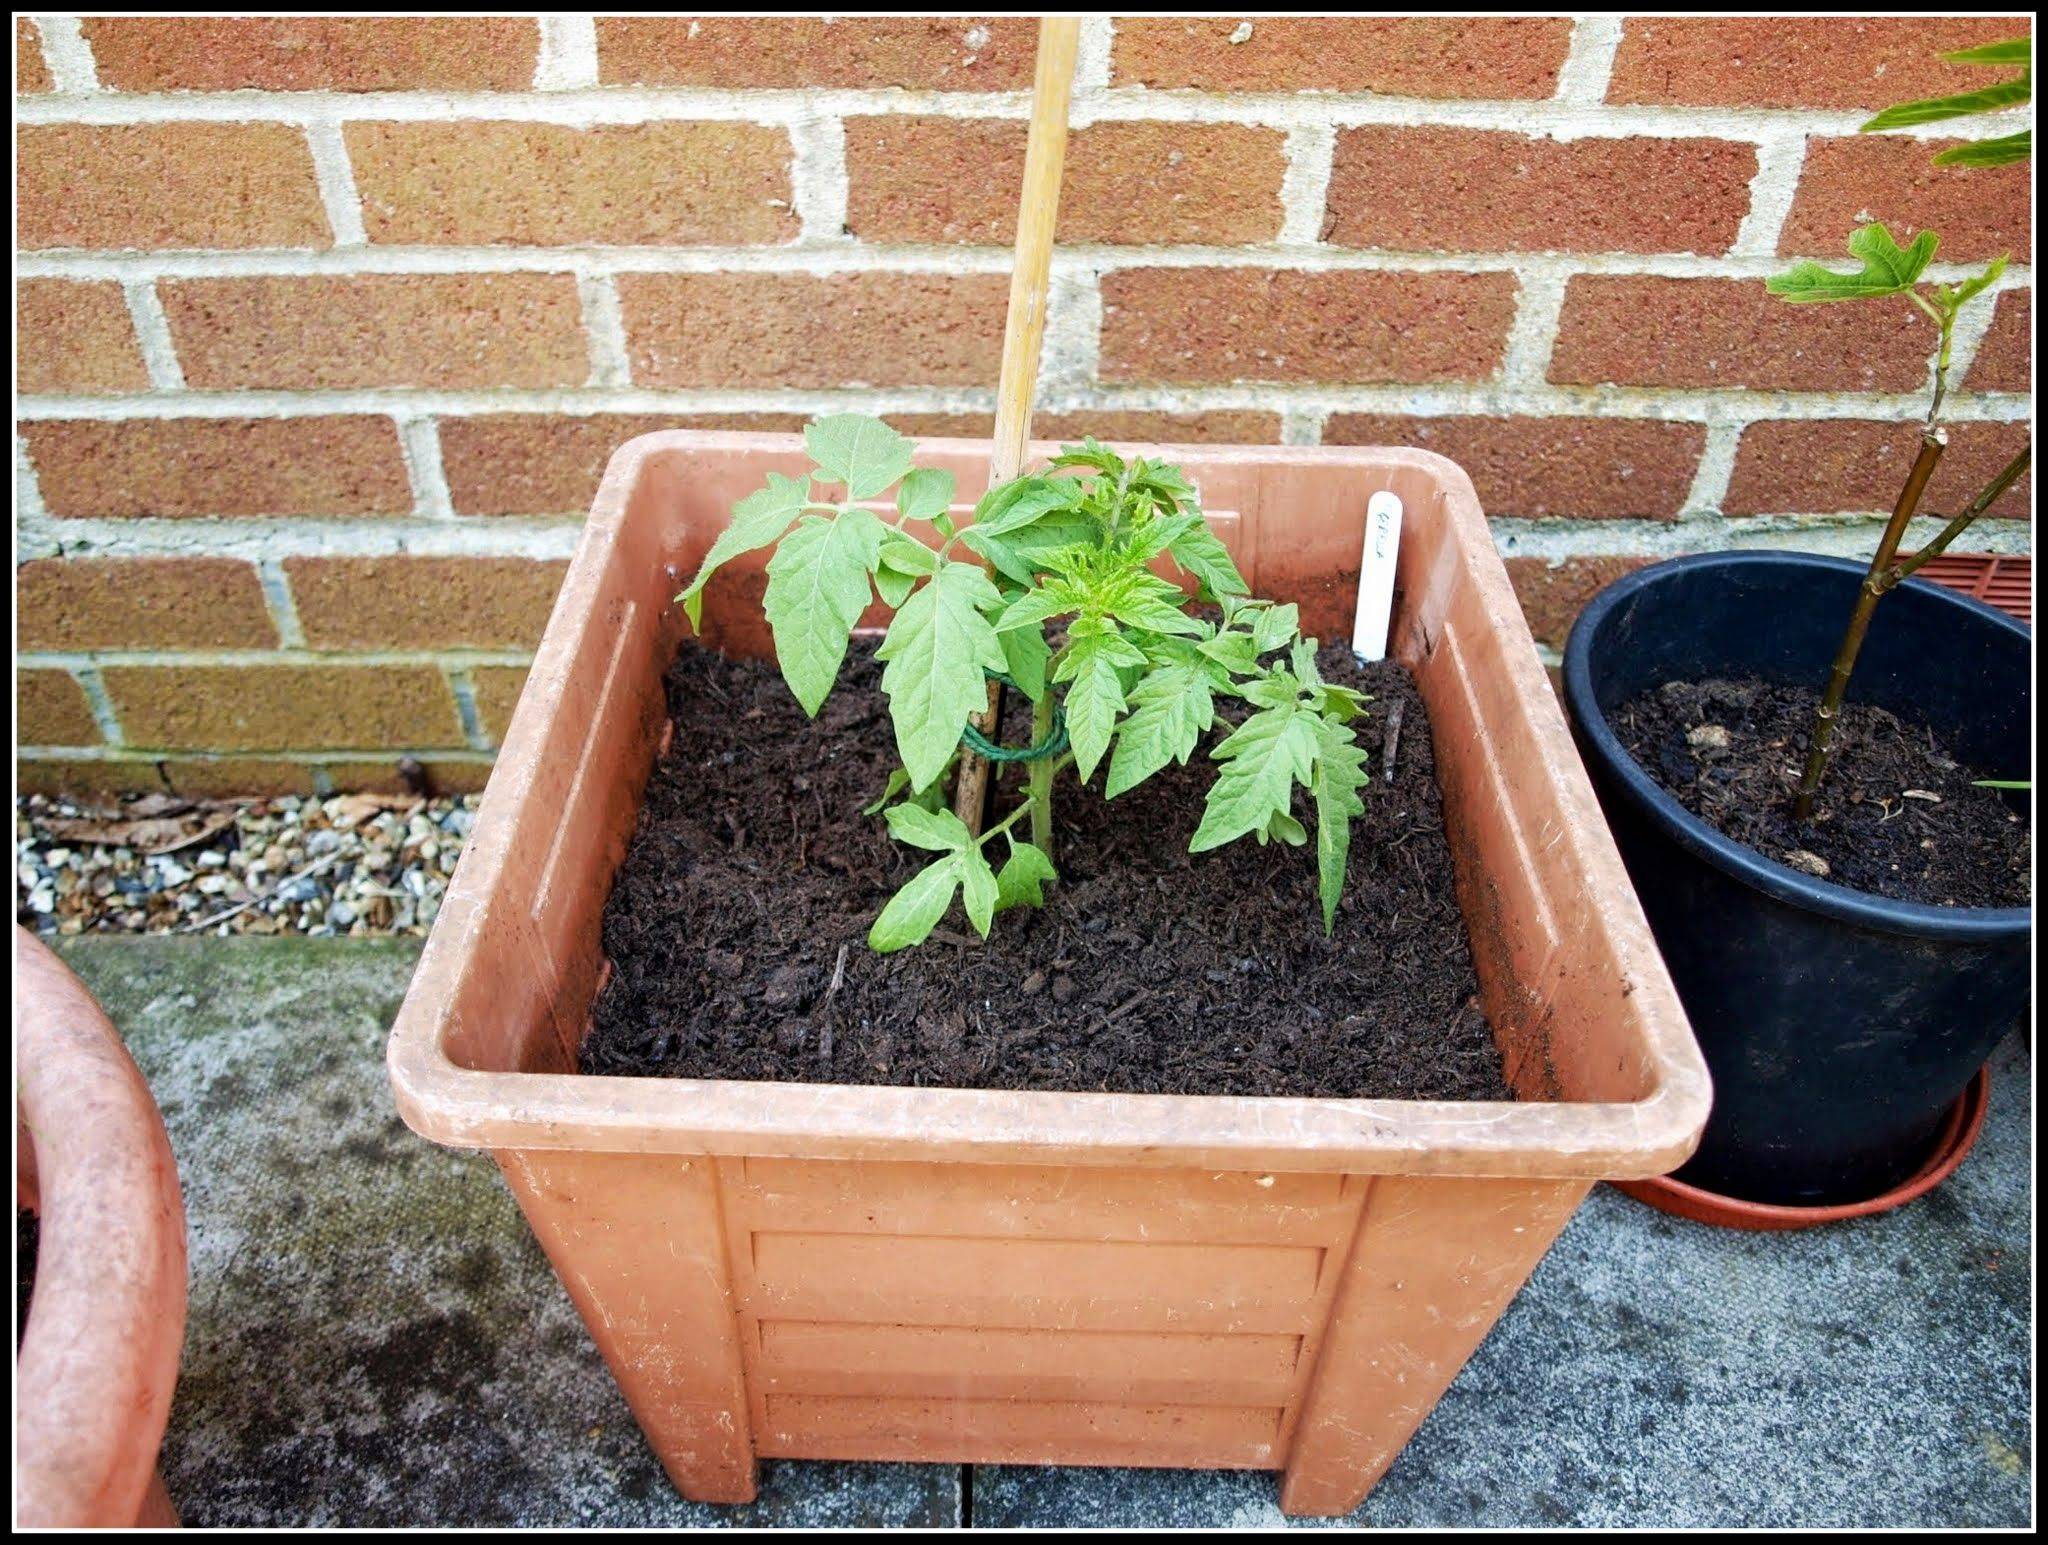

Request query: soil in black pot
[
  {"left": 583, "top": 641, "right": 1510, "bottom": 1101},
  {"left": 1615, "top": 676, "right": 2030, "bottom": 908}
]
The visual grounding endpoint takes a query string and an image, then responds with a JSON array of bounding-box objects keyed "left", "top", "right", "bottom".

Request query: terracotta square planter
[{"left": 388, "top": 433, "right": 1709, "bottom": 1517}]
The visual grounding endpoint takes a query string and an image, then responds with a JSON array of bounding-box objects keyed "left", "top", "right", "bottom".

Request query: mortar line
[
  {"left": 1732, "top": 132, "right": 1810, "bottom": 257},
  {"left": 396, "top": 416, "right": 457, "bottom": 519},
  {"left": 1278, "top": 124, "right": 1337, "bottom": 248},
  {"left": 576, "top": 274, "right": 634, "bottom": 387},
  {"left": 1676, "top": 422, "right": 1747, "bottom": 519},
  {"left": 71, "top": 665, "right": 127, "bottom": 745},
  {"left": 16, "top": 744, "right": 498, "bottom": 767},
  {"left": 120, "top": 280, "right": 187, "bottom": 390},
  {"left": 443, "top": 667, "right": 494, "bottom": 750},
  {"left": 1497, "top": 270, "right": 1572, "bottom": 391},
  {"left": 22, "top": 647, "right": 541, "bottom": 669},
  {"left": 787, "top": 113, "right": 851, "bottom": 245},
  {"left": 1073, "top": 15, "right": 1115, "bottom": 99},
  {"left": 256, "top": 561, "right": 310, "bottom": 648},
  {"left": 304, "top": 117, "right": 369, "bottom": 247},
  {"left": 1553, "top": 17, "right": 1624, "bottom": 106},
  {"left": 534, "top": 16, "right": 600, "bottom": 91},
  {"left": 31, "top": 16, "right": 99, "bottom": 93}
]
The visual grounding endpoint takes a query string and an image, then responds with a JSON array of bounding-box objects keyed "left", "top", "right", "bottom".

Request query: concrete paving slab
[{"left": 49, "top": 937, "right": 2031, "bottom": 1528}]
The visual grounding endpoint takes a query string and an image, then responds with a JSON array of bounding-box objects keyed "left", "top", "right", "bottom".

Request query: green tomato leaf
[
  {"left": 1166, "top": 519, "right": 1250, "bottom": 600},
  {"left": 1105, "top": 663, "right": 1214, "bottom": 799},
  {"left": 1262, "top": 809, "right": 1308, "bottom": 846},
  {"left": 1934, "top": 130, "right": 2031, "bottom": 167},
  {"left": 861, "top": 767, "right": 911, "bottom": 816},
  {"left": 998, "top": 619, "right": 1050, "bottom": 702},
  {"left": 1056, "top": 625, "right": 1139, "bottom": 784},
  {"left": 1104, "top": 574, "right": 1206, "bottom": 637},
  {"left": 1311, "top": 714, "right": 1370, "bottom": 933},
  {"left": 1190, "top": 703, "right": 1317, "bottom": 853},
  {"left": 896, "top": 466, "right": 957, "bottom": 525},
  {"left": 994, "top": 840, "right": 1058, "bottom": 911},
  {"left": 763, "top": 507, "right": 885, "bottom": 715},
  {"left": 676, "top": 471, "right": 810, "bottom": 629},
  {"left": 883, "top": 801, "right": 972, "bottom": 852},
  {"left": 875, "top": 530, "right": 939, "bottom": 608},
  {"left": 1251, "top": 602, "right": 1300, "bottom": 655},
  {"left": 994, "top": 580, "right": 1083, "bottom": 633},
  {"left": 868, "top": 855, "right": 960, "bottom": 953},
  {"left": 1767, "top": 222, "right": 1939, "bottom": 303},
  {"left": 877, "top": 561, "right": 1006, "bottom": 789},
  {"left": 960, "top": 844, "right": 999, "bottom": 938},
  {"left": 806, "top": 414, "right": 914, "bottom": 499}
]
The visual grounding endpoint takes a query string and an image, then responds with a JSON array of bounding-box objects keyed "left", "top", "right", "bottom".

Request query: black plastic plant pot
[{"left": 1562, "top": 552, "right": 2031, "bottom": 1207}]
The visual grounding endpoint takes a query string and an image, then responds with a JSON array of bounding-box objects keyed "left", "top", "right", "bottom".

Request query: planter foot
[{"left": 1611, "top": 1066, "right": 1990, "bottom": 1231}]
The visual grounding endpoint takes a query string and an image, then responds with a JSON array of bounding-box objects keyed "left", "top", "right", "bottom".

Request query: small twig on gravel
[
  {"left": 177, "top": 851, "right": 343, "bottom": 935},
  {"left": 1381, "top": 699, "right": 1406, "bottom": 784}
]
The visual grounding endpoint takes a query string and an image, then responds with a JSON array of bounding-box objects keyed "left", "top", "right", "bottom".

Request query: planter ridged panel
[{"left": 389, "top": 432, "right": 1709, "bottom": 1515}]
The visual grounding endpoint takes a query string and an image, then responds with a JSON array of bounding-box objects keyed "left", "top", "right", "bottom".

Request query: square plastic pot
[{"left": 388, "top": 433, "right": 1709, "bottom": 1517}]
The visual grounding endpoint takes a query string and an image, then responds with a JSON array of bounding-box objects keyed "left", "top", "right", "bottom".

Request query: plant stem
[
  {"left": 1792, "top": 428, "right": 1947, "bottom": 822},
  {"left": 1882, "top": 445, "right": 2032, "bottom": 590},
  {"left": 1027, "top": 693, "right": 1056, "bottom": 855}
]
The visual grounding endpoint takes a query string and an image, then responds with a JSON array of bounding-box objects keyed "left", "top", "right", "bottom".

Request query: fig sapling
[{"left": 677, "top": 414, "right": 1372, "bottom": 952}]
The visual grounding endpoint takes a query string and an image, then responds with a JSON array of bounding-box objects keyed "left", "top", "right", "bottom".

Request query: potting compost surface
[
  {"left": 1617, "top": 676, "right": 2030, "bottom": 908},
  {"left": 585, "top": 642, "right": 1510, "bottom": 1100}
]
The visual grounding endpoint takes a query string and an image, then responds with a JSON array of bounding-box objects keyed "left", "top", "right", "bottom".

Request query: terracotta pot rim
[{"left": 1610, "top": 1065, "right": 1990, "bottom": 1231}]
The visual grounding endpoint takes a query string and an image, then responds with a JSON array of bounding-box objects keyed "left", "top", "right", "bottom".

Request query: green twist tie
[{"left": 958, "top": 673, "right": 1068, "bottom": 763}]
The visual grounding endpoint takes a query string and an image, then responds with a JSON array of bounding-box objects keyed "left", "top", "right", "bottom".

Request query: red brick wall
[{"left": 13, "top": 15, "right": 2033, "bottom": 795}]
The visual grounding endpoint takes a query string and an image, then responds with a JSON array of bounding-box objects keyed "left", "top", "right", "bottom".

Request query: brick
[
  {"left": 17, "top": 557, "right": 279, "bottom": 650},
  {"left": 319, "top": 758, "right": 495, "bottom": 796},
  {"left": 347, "top": 121, "right": 796, "bottom": 247},
  {"left": 1609, "top": 17, "right": 2032, "bottom": 110},
  {"left": 439, "top": 412, "right": 806, "bottom": 517},
  {"left": 83, "top": 17, "right": 538, "bottom": 92},
  {"left": 1549, "top": 277, "right": 1936, "bottom": 392},
  {"left": 1503, "top": 557, "right": 1655, "bottom": 649},
  {"left": 618, "top": 272, "right": 1006, "bottom": 389},
  {"left": 1100, "top": 269, "right": 1516, "bottom": 385},
  {"left": 1112, "top": 17, "right": 1571, "bottom": 97},
  {"left": 23, "top": 416, "right": 411, "bottom": 519},
  {"left": 162, "top": 275, "right": 587, "bottom": 390},
  {"left": 16, "top": 759, "right": 174, "bottom": 798},
  {"left": 16, "top": 280, "right": 149, "bottom": 394},
  {"left": 18, "top": 18, "right": 50, "bottom": 92},
  {"left": 17, "top": 123, "right": 329, "bottom": 250},
  {"left": 18, "top": 670, "right": 102, "bottom": 746},
  {"left": 161, "top": 759, "right": 319, "bottom": 798},
  {"left": 885, "top": 410, "right": 1286, "bottom": 444},
  {"left": 844, "top": 118, "right": 1286, "bottom": 245},
  {"left": 1724, "top": 419, "right": 2034, "bottom": 518},
  {"left": 101, "top": 664, "right": 463, "bottom": 751},
  {"left": 283, "top": 557, "right": 568, "bottom": 649},
  {"left": 1325, "top": 130, "right": 1755, "bottom": 255},
  {"left": 1322, "top": 416, "right": 1706, "bottom": 520},
  {"left": 468, "top": 666, "right": 531, "bottom": 743},
  {"left": 598, "top": 16, "right": 1034, "bottom": 89},
  {"left": 1968, "top": 291, "right": 2031, "bottom": 393},
  {"left": 1781, "top": 136, "right": 2030, "bottom": 262}
]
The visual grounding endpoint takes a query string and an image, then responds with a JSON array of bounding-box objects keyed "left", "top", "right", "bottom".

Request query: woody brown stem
[
  {"left": 1883, "top": 445, "right": 2032, "bottom": 590},
  {"left": 1792, "top": 429, "right": 1947, "bottom": 822}
]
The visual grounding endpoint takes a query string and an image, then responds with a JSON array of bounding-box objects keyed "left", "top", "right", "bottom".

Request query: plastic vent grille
[{"left": 1901, "top": 553, "right": 2032, "bottom": 625}]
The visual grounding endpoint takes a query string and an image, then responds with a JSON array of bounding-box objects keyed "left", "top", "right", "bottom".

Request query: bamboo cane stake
[{"left": 953, "top": 14, "right": 1082, "bottom": 834}]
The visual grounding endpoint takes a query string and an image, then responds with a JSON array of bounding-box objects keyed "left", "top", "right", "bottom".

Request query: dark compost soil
[
  {"left": 583, "top": 641, "right": 1511, "bottom": 1101},
  {"left": 1616, "top": 676, "right": 2030, "bottom": 908},
  {"left": 18, "top": 1209, "right": 37, "bottom": 1349}
]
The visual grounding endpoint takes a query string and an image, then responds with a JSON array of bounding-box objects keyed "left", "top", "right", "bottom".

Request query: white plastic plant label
[{"left": 1350, "top": 490, "right": 1403, "bottom": 661}]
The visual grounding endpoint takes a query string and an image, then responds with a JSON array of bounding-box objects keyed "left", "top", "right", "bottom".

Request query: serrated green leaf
[
  {"left": 1934, "top": 253, "right": 2009, "bottom": 312},
  {"left": 806, "top": 414, "right": 914, "bottom": 499},
  {"left": 1311, "top": 714, "right": 1370, "bottom": 933},
  {"left": 877, "top": 561, "right": 1006, "bottom": 789},
  {"left": 1104, "top": 574, "right": 1206, "bottom": 637},
  {"left": 764, "top": 508, "right": 885, "bottom": 715},
  {"left": 1767, "top": 223, "right": 1939, "bottom": 303},
  {"left": 1251, "top": 602, "right": 1300, "bottom": 654},
  {"left": 883, "top": 802, "right": 972, "bottom": 852},
  {"left": 1105, "top": 663, "right": 1214, "bottom": 798},
  {"left": 1190, "top": 703, "right": 1316, "bottom": 853},
  {"left": 998, "top": 620, "right": 1050, "bottom": 702},
  {"left": 868, "top": 855, "right": 960, "bottom": 953},
  {"left": 875, "top": 530, "right": 938, "bottom": 607},
  {"left": 895, "top": 466, "right": 956, "bottom": 525},
  {"left": 960, "top": 845, "right": 999, "bottom": 937},
  {"left": 676, "top": 471, "right": 810, "bottom": 629},
  {"left": 1166, "top": 519, "right": 1249, "bottom": 600},
  {"left": 1862, "top": 77, "right": 2031, "bottom": 131},
  {"left": 1125, "top": 511, "right": 1202, "bottom": 565},
  {"left": 1239, "top": 672, "right": 1300, "bottom": 710},
  {"left": 994, "top": 581, "right": 1082, "bottom": 633},
  {"left": 994, "top": 840, "right": 1057, "bottom": 911},
  {"left": 1055, "top": 625, "right": 1137, "bottom": 784},
  {"left": 972, "top": 475, "right": 1080, "bottom": 536},
  {"left": 1199, "top": 630, "right": 1261, "bottom": 677},
  {"left": 1945, "top": 38, "right": 2030, "bottom": 67},
  {"left": 1934, "top": 130, "right": 2031, "bottom": 167},
  {"left": 1047, "top": 437, "right": 1125, "bottom": 477},
  {"left": 1262, "top": 809, "right": 1308, "bottom": 846},
  {"left": 967, "top": 509, "right": 1102, "bottom": 588}
]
